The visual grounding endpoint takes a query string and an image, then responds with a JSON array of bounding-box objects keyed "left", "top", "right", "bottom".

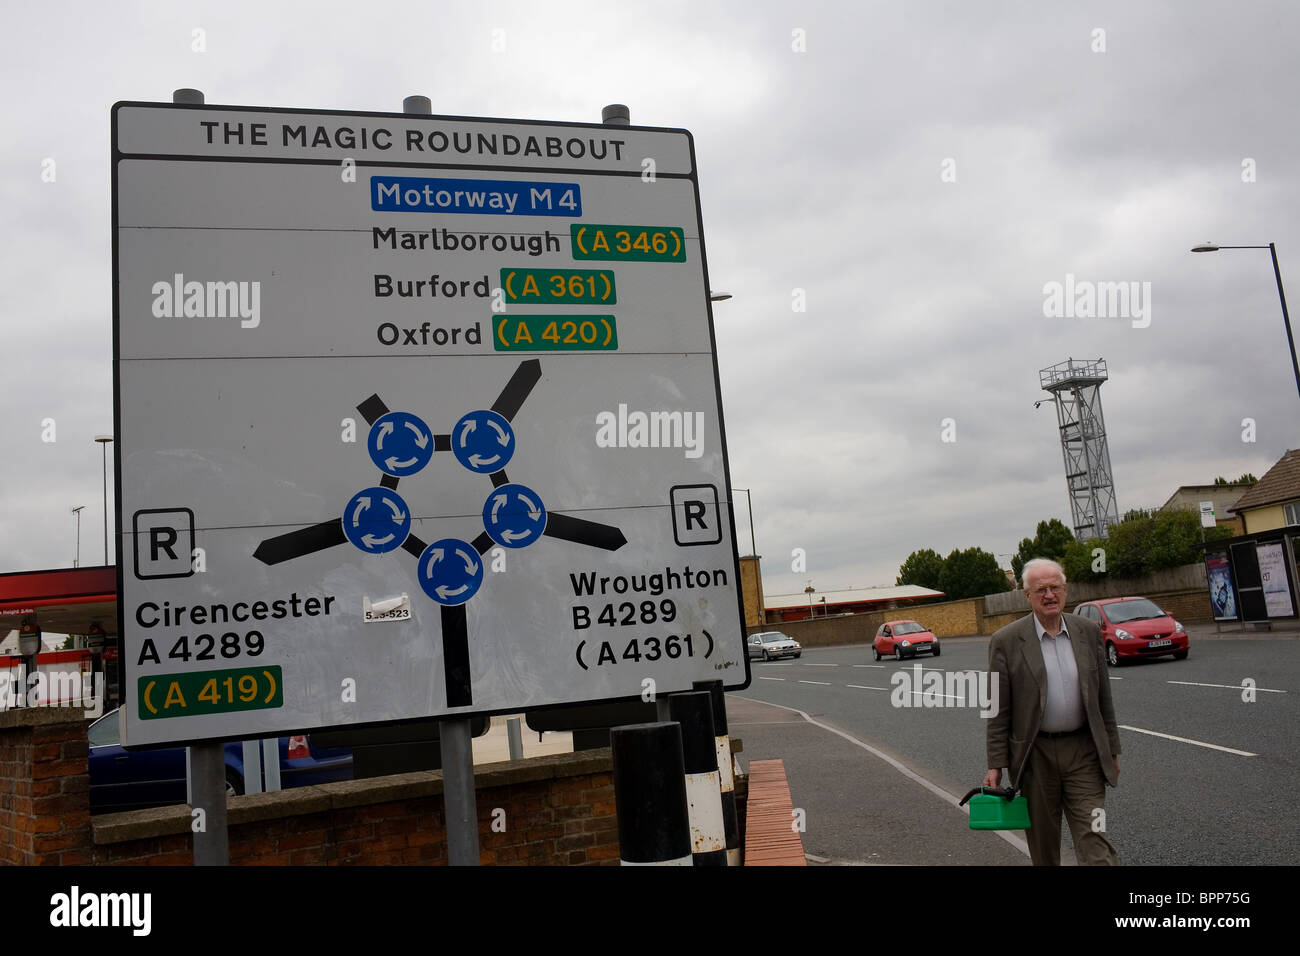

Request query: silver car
[{"left": 747, "top": 631, "right": 802, "bottom": 661}]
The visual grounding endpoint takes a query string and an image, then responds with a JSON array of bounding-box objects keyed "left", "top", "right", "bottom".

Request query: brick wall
[
  {"left": 0, "top": 708, "right": 92, "bottom": 866},
  {"left": 745, "top": 587, "right": 1215, "bottom": 646},
  {"left": 1, "top": 708, "right": 621, "bottom": 866},
  {"left": 987, "top": 589, "right": 1215, "bottom": 626},
  {"left": 747, "top": 596, "right": 985, "bottom": 647},
  {"left": 905, "top": 599, "right": 982, "bottom": 637}
]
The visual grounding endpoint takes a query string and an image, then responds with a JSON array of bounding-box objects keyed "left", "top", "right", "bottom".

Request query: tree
[
  {"left": 1105, "top": 507, "right": 1233, "bottom": 579},
  {"left": 896, "top": 548, "right": 945, "bottom": 590},
  {"left": 1214, "top": 474, "right": 1257, "bottom": 485},
  {"left": 939, "top": 547, "right": 1011, "bottom": 599},
  {"left": 1061, "top": 537, "right": 1106, "bottom": 583},
  {"left": 1010, "top": 518, "right": 1076, "bottom": 584}
]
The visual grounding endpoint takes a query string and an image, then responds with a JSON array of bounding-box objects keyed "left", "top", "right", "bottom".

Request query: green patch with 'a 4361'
[
  {"left": 494, "top": 315, "right": 618, "bottom": 351},
  {"left": 570, "top": 224, "right": 686, "bottom": 262},
  {"left": 138, "top": 665, "right": 283, "bottom": 719}
]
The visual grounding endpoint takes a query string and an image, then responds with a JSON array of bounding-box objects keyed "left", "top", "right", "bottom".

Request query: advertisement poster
[
  {"left": 1206, "top": 551, "right": 1237, "bottom": 621},
  {"left": 1256, "top": 542, "right": 1295, "bottom": 618}
]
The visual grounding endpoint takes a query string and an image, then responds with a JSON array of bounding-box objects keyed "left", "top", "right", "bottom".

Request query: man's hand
[{"left": 983, "top": 768, "right": 1002, "bottom": 789}]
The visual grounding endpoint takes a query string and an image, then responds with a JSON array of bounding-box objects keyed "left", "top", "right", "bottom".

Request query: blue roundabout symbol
[
  {"left": 368, "top": 411, "right": 434, "bottom": 477},
  {"left": 418, "top": 538, "right": 484, "bottom": 606},
  {"left": 482, "top": 483, "right": 547, "bottom": 549},
  {"left": 451, "top": 409, "right": 515, "bottom": 474},
  {"left": 342, "top": 487, "right": 411, "bottom": 554}
]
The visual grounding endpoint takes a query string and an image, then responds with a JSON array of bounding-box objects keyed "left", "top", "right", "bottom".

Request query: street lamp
[
  {"left": 94, "top": 435, "right": 113, "bottom": 564},
  {"left": 709, "top": 291, "right": 732, "bottom": 302},
  {"left": 1191, "top": 242, "right": 1300, "bottom": 404},
  {"left": 71, "top": 506, "right": 84, "bottom": 568},
  {"left": 729, "top": 487, "right": 757, "bottom": 557}
]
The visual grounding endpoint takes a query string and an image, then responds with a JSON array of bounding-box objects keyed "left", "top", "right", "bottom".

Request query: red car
[
  {"left": 1073, "top": 597, "right": 1189, "bottom": 666},
  {"left": 874, "top": 620, "right": 940, "bottom": 661}
]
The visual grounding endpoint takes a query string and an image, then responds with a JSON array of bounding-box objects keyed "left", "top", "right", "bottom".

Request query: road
[{"left": 730, "top": 630, "right": 1299, "bottom": 865}]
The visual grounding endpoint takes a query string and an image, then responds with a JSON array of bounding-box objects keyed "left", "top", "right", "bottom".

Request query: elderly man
[{"left": 984, "top": 558, "right": 1121, "bottom": 865}]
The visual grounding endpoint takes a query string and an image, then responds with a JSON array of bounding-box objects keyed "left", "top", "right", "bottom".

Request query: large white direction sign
[{"left": 113, "top": 103, "right": 749, "bottom": 746}]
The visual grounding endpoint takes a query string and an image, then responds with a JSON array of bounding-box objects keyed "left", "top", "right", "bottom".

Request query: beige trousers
[{"left": 1021, "top": 732, "right": 1118, "bottom": 866}]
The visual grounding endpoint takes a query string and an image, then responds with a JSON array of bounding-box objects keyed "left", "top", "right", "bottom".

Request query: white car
[{"left": 747, "top": 631, "right": 802, "bottom": 661}]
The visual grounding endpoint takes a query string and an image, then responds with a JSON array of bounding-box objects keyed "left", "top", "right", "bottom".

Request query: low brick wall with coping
[{"left": 1, "top": 707, "right": 621, "bottom": 866}]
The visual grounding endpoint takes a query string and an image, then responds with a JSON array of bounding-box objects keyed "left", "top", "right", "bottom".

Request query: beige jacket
[{"left": 985, "top": 611, "right": 1121, "bottom": 788}]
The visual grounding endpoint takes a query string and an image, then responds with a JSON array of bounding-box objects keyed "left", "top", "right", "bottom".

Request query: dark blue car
[{"left": 88, "top": 707, "right": 352, "bottom": 814}]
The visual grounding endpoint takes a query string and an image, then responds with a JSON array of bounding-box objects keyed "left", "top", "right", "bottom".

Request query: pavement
[{"left": 726, "top": 693, "right": 1031, "bottom": 865}]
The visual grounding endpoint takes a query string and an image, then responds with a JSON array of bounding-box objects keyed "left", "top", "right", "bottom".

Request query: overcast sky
[{"left": 3, "top": 0, "right": 1297, "bottom": 604}]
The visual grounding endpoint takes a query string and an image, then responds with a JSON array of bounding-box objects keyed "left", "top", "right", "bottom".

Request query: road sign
[{"left": 113, "top": 102, "right": 749, "bottom": 746}]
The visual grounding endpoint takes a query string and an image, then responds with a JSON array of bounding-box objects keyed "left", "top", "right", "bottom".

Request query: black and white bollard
[
  {"left": 694, "top": 679, "right": 740, "bottom": 867},
  {"left": 670, "top": 691, "right": 727, "bottom": 866},
  {"left": 611, "top": 722, "right": 693, "bottom": 866}
]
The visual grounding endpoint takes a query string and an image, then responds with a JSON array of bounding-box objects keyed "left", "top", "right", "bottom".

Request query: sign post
[{"left": 112, "top": 94, "right": 750, "bottom": 859}]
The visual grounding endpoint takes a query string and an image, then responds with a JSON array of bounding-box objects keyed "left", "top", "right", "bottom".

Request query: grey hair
[{"left": 1022, "top": 557, "right": 1067, "bottom": 589}]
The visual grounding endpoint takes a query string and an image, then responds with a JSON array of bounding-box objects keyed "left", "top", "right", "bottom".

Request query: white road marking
[
  {"left": 757, "top": 677, "right": 786, "bottom": 682},
  {"left": 1167, "top": 680, "right": 1286, "bottom": 693},
  {"left": 733, "top": 695, "right": 1029, "bottom": 858},
  {"left": 853, "top": 664, "right": 886, "bottom": 669},
  {"left": 1119, "top": 725, "right": 1257, "bottom": 757},
  {"left": 800, "top": 663, "right": 838, "bottom": 667},
  {"left": 846, "top": 684, "right": 888, "bottom": 691},
  {"left": 798, "top": 680, "right": 832, "bottom": 686}
]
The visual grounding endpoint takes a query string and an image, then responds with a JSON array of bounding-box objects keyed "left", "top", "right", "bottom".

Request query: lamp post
[
  {"left": 1191, "top": 242, "right": 1300, "bottom": 404},
  {"left": 94, "top": 435, "right": 113, "bottom": 564},
  {"left": 71, "top": 506, "right": 84, "bottom": 568},
  {"left": 729, "top": 487, "right": 757, "bottom": 557}
]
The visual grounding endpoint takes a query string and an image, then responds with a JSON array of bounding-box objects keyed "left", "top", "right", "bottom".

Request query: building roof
[
  {"left": 1230, "top": 449, "right": 1300, "bottom": 512},
  {"left": 0, "top": 566, "right": 117, "bottom": 636},
  {"left": 765, "top": 584, "right": 944, "bottom": 610},
  {"left": 1160, "top": 483, "right": 1253, "bottom": 515}
]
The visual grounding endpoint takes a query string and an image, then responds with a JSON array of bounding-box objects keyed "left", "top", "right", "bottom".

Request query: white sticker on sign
[{"left": 364, "top": 594, "right": 411, "bottom": 623}]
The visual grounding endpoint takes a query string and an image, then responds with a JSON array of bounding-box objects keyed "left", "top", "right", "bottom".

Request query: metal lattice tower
[{"left": 1039, "top": 358, "right": 1120, "bottom": 540}]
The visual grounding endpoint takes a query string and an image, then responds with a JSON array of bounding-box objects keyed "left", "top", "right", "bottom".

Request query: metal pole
[
  {"left": 506, "top": 717, "right": 523, "bottom": 761},
  {"left": 1267, "top": 243, "right": 1300, "bottom": 405},
  {"left": 167, "top": 86, "right": 229, "bottom": 866},
  {"left": 190, "top": 740, "right": 229, "bottom": 866},
  {"left": 616, "top": 97, "right": 675, "bottom": 725},
  {"left": 94, "top": 435, "right": 113, "bottom": 563},
  {"left": 401, "top": 92, "right": 482, "bottom": 866},
  {"left": 656, "top": 697, "right": 672, "bottom": 721},
  {"left": 101, "top": 441, "right": 108, "bottom": 563},
  {"left": 72, "top": 506, "right": 83, "bottom": 568},
  {"left": 746, "top": 488, "right": 756, "bottom": 558}
]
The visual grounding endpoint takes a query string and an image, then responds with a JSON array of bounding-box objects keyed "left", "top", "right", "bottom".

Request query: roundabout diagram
[{"left": 251, "top": 358, "right": 628, "bottom": 706}]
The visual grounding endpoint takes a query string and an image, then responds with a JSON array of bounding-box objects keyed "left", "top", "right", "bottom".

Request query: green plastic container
[{"left": 962, "top": 788, "right": 1032, "bottom": 831}]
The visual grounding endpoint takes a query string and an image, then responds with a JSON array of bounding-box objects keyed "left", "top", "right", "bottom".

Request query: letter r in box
[
  {"left": 670, "top": 484, "right": 722, "bottom": 546},
  {"left": 133, "top": 508, "right": 195, "bottom": 580}
]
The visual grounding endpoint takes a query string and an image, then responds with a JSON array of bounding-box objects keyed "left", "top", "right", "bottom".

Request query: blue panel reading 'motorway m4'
[{"left": 371, "top": 176, "right": 582, "bottom": 217}]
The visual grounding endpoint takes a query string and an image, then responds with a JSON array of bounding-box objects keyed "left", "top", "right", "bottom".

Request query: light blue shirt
[{"left": 1034, "top": 616, "right": 1085, "bottom": 733}]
